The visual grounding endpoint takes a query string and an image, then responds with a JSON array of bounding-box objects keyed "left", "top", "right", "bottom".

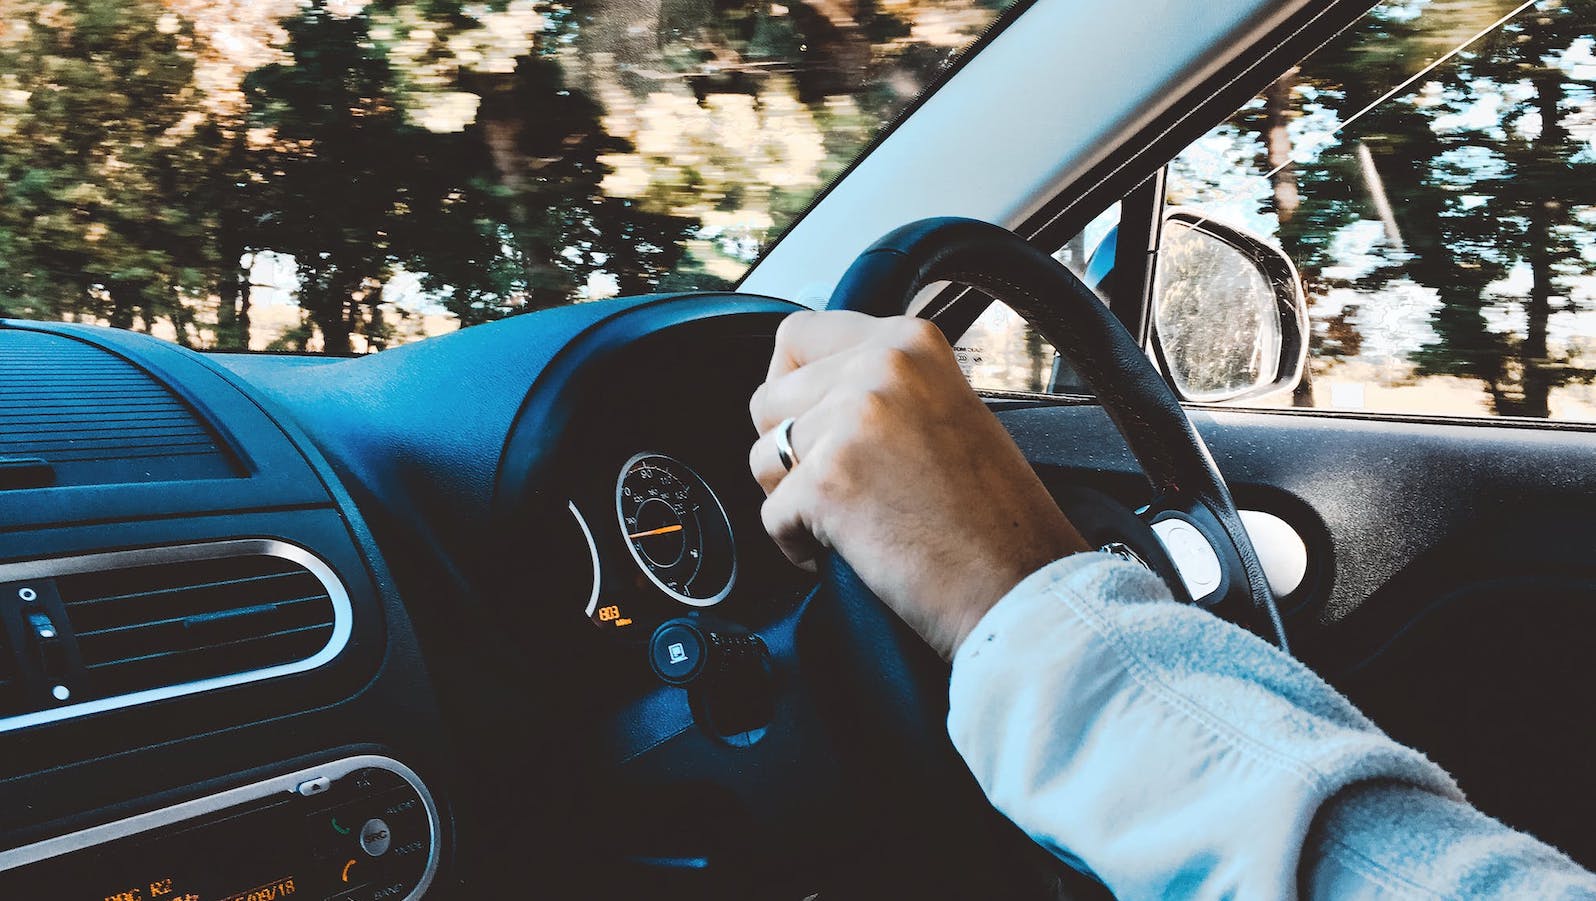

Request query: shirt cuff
[{"left": 953, "top": 550, "right": 1170, "bottom": 670}]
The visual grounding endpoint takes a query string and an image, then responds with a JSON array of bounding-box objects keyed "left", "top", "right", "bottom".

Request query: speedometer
[{"left": 616, "top": 453, "right": 736, "bottom": 606}]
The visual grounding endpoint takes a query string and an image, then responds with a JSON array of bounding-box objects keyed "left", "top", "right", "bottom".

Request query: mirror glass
[{"left": 1154, "top": 219, "right": 1281, "bottom": 402}]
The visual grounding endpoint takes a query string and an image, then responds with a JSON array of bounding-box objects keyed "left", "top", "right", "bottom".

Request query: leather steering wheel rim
[{"left": 822, "top": 216, "right": 1287, "bottom": 648}]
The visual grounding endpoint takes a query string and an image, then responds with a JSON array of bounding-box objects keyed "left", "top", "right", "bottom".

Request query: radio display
[{"left": 0, "top": 759, "right": 434, "bottom": 901}]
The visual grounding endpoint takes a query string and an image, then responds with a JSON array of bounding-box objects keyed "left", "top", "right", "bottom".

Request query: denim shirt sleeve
[{"left": 947, "top": 552, "right": 1596, "bottom": 900}]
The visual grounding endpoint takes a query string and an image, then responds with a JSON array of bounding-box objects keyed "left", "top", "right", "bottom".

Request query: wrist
[{"left": 946, "top": 527, "right": 1089, "bottom": 657}]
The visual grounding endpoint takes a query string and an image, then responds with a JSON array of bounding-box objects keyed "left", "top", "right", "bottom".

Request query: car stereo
[{"left": 0, "top": 755, "right": 439, "bottom": 901}]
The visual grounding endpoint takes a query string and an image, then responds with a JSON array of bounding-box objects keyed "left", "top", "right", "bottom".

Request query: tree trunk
[
  {"left": 1024, "top": 327, "right": 1046, "bottom": 393},
  {"left": 302, "top": 265, "right": 357, "bottom": 355},
  {"left": 215, "top": 235, "right": 250, "bottom": 350},
  {"left": 1263, "top": 66, "right": 1315, "bottom": 407},
  {"left": 315, "top": 306, "right": 354, "bottom": 355},
  {"left": 1519, "top": 233, "right": 1553, "bottom": 419},
  {"left": 107, "top": 283, "right": 137, "bottom": 330},
  {"left": 1511, "top": 71, "right": 1566, "bottom": 420},
  {"left": 1265, "top": 66, "right": 1301, "bottom": 227},
  {"left": 238, "top": 262, "right": 253, "bottom": 350}
]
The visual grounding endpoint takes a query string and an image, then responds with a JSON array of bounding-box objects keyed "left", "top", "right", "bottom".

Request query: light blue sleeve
[{"left": 946, "top": 552, "right": 1596, "bottom": 899}]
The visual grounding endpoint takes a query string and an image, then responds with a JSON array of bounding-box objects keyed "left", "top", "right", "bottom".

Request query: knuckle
[
  {"left": 759, "top": 493, "right": 782, "bottom": 531},
  {"left": 760, "top": 485, "right": 792, "bottom": 527},
  {"left": 849, "top": 388, "right": 892, "bottom": 427},
  {"left": 747, "top": 436, "right": 766, "bottom": 473},
  {"left": 808, "top": 454, "right": 854, "bottom": 507},
  {"left": 851, "top": 346, "right": 914, "bottom": 389},
  {"left": 889, "top": 315, "right": 941, "bottom": 351},
  {"left": 875, "top": 346, "right": 917, "bottom": 384},
  {"left": 774, "top": 310, "right": 812, "bottom": 348},
  {"left": 748, "top": 381, "right": 767, "bottom": 420}
]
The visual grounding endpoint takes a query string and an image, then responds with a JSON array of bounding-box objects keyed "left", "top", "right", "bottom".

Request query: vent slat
[
  {"left": 65, "top": 569, "right": 307, "bottom": 611},
  {"left": 0, "top": 433, "right": 212, "bottom": 452},
  {"left": 0, "top": 411, "right": 194, "bottom": 424},
  {"left": 0, "top": 420, "right": 205, "bottom": 437},
  {"left": 0, "top": 397, "right": 184, "bottom": 410},
  {"left": 85, "top": 622, "right": 334, "bottom": 670},
  {"left": 76, "top": 594, "right": 332, "bottom": 639},
  {"left": 83, "top": 624, "right": 335, "bottom": 695},
  {"left": 34, "top": 447, "right": 221, "bottom": 464},
  {"left": 54, "top": 553, "right": 341, "bottom": 701},
  {"left": 76, "top": 596, "right": 332, "bottom": 666},
  {"left": 0, "top": 387, "right": 174, "bottom": 399}
]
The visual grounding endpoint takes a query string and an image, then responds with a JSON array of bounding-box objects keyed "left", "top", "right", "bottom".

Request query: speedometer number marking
[{"left": 616, "top": 453, "right": 736, "bottom": 607}]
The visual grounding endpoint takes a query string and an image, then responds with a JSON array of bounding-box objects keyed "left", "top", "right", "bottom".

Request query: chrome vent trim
[{"left": 0, "top": 540, "right": 352, "bottom": 733}]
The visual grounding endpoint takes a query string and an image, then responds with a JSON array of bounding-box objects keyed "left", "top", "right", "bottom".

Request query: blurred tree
[
  {"left": 0, "top": 0, "right": 1015, "bottom": 350},
  {"left": 0, "top": 0, "right": 224, "bottom": 340},
  {"left": 1408, "top": 1, "right": 1596, "bottom": 417},
  {"left": 1276, "top": 0, "right": 1596, "bottom": 417},
  {"left": 1204, "top": 0, "right": 1596, "bottom": 418},
  {"left": 462, "top": 51, "right": 695, "bottom": 310},
  {"left": 243, "top": 1, "right": 699, "bottom": 349},
  {"left": 243, "top": 3, "right": 441, "bottom": 354}
]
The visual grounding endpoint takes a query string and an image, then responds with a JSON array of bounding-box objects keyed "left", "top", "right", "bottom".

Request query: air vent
[
  {"left": 0, "top": 329, "right": 236, "bottom": 486},
  {"left": 0, "top": 541, "right": 351, "bottom": 731},
  {"left": 59, "top": 555, "right": 337, "bottom": 697}
]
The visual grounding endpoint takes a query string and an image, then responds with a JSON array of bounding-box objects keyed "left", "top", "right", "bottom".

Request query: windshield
[{"left": 0, "top": 0, "right": 1015, "bottom": 353}]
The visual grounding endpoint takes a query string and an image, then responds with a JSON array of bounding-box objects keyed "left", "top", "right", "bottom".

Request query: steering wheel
[
  {"left": 822, "top": 216, "right": 1285, "bottom": 644},
  {"left": 797, "top": 217, "right": 1287, "bottom": 895}
]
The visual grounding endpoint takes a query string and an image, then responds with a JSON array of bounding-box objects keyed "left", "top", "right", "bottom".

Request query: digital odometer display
[
  {"left": 615, "top": 453, "right": 736, "bottom": 608},
  {"left": 0, "top": 763, "right": 434, "bottom": 901}
]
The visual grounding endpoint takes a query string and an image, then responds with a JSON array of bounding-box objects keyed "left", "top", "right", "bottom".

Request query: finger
[
  {"left": 767, "top": 309, "right": 885, "bottom": 382},
  {"left": 749, "top": 347, "right": 857, "bottom": 434},
  {"left": 748, "top": 409, "right": 817, "bottom": 495},
  {"left": 759, "top": 466, "right": 824, "bottom": 569}
]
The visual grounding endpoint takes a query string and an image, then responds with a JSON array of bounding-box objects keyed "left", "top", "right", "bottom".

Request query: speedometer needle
[{"left": 628, "top": 524, "right": 684, "bottom": 539}]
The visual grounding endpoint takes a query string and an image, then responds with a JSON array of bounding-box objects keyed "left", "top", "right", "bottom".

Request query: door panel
[{"left": 996, "top": 402, "right": 1596, "bottom": 864}]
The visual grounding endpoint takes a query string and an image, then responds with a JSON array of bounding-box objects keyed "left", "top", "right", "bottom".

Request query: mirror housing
[{"left": 1150, "top": 209, "right": 1308, "bottom": 404}]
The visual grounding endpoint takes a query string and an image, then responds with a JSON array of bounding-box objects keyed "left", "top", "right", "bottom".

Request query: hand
[{"left": 749, "top": 310, "right": 1090, "bottom": 659}]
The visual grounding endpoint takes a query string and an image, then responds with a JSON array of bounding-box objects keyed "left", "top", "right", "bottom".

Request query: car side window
[
  {"left": 1166, "top": 0, "right": 1596, "bottom": 422},
  {"left": 955, "top": 203, "right": 1119, "bottom": 394}
]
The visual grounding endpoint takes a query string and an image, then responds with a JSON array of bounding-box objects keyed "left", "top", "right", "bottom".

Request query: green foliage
[
  {"left": 0, "top": 0, "right": 706, "bottom": 350},
  {"left": 1210, "top": 0, "right": 1596, "bottom": 417},
  {"left": 0, "top": 0, "right": 224, "bottom": 338},
  {"left": 0, "top": 0, "right": 1016, "bottom": 350}
]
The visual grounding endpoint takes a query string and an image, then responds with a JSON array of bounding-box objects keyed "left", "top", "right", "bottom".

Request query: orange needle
[{"left": 628, "top": 523, "right": 684, "bottom": 539}]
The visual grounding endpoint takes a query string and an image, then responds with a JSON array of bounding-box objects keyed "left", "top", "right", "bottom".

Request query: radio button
[
  {"left": 331, "top": 878, "right": 413, "bottom": 901},
  {"left": 359, "top": 818, "right": 392, "bottom": 857},
  {"left": 349, "top": 767, "right": 407, "bottom": 795},
  {"left": 296, "top": 776, "right": 331, "bottom": 797}
]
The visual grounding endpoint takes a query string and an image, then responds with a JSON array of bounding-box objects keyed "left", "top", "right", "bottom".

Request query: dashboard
[{"left": 0, "top": 294, "right": 814, "bottom": 898}]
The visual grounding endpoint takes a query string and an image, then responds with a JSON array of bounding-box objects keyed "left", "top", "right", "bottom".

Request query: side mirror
[{"left": 1150, "top": 210, "right": 1308, "bottom": 403}]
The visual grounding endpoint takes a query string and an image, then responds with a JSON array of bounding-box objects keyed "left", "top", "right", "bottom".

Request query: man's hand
[{"left": 749, "top": 310, "right": 1089, "bottom": 659}]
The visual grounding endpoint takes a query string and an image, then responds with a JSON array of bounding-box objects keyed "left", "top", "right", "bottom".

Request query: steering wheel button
[
  {"left": 650, "top": 622, "right": 707, "bottom": 685},
  {"left": 1150, "top": 518, "right": 1223, "bottom": 601}
]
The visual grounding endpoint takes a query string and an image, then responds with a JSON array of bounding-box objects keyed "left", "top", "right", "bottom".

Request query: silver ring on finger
[{"left": 774, "top": 416, "right": 799, "bottom": 472}]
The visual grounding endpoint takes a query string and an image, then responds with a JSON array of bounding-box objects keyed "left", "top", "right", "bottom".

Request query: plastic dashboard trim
[{"left": 491, "top": 293, "right": 804, "bottom": 522}]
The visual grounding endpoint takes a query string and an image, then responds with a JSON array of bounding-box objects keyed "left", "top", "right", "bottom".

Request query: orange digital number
[{"left": 597, "top": 605, "right": 621, "bottom": 622}]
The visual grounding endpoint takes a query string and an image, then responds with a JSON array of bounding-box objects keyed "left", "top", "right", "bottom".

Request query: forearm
[
  {"left": 1304, "top": 779, "right": 1594, "bottom": 899},
  {"left": 947, "top": 552, "right": 1595, "bottom": 898}
]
